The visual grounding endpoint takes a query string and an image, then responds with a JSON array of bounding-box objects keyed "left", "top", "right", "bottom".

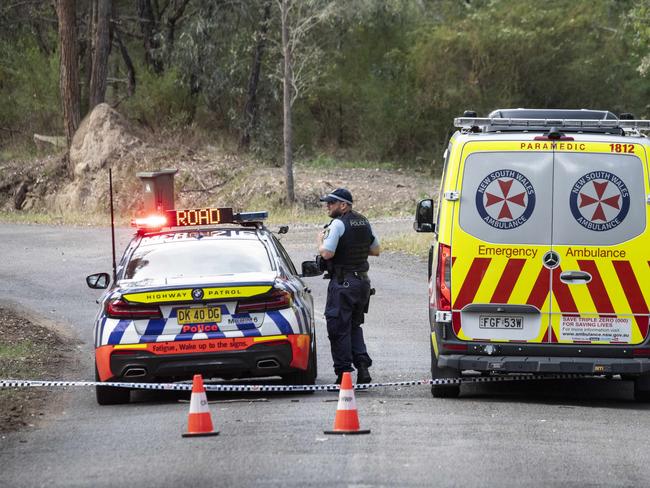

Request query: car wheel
[
  {"left": 634, "top": 374, "right": 650, "bottom": 402},
  {"left": 283, "top": 340, "right": 317, "bottom": 393},
  {"left": 95, "top": 367, "right": 131, "bottom": 405},
  {"left": 430, "top": 339, "right": 460, "bottom": 398}
]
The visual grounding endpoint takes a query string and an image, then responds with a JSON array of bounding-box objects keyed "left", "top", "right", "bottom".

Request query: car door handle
[
  {"left": 560, "top": 271, "right": 592, "bottom": 283},
  {"left": 304, "top": 287, "right": 311, "bottom": 294}
]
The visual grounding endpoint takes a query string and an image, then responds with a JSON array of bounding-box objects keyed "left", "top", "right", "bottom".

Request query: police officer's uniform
[{"left": 320, "top": 189, "right": 379, "bottom": 383}]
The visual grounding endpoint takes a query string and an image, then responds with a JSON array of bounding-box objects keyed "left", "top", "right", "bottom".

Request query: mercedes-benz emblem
[
  {"left": 191, "top": 288, "right": 204, "bottom": 300},
  {"left": 542, "top": 251, "right": 560, "bottom": 269}
]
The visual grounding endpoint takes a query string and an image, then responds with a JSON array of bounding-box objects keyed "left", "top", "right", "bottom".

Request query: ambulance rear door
[
  {"left": 452, "top": 141, "right": 554, "bottom": 344},
  {"left": 550, "top": 142, "right": 650, "bottom": 346}
]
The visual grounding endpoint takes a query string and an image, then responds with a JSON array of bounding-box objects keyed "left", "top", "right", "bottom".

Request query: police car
[
  {"left": 415, "top": 109, "right": 650, "bottom": 400},
  {"left": 86, "top": 207, "right": 320, "bottom": 404}
]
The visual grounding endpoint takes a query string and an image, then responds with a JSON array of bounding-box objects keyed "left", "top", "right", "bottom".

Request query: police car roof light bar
[
  {"left": 454, "top": 117, "right": 650, "bottom": 131},
  {"left": 234, "top": 211, "right": 269, "bottom": 223},
  {"left": 132, "top": 215, "right": 168, "bottom": 232},
  {"left": 130, "top": 208, "right": 269, "bottom": 234}
]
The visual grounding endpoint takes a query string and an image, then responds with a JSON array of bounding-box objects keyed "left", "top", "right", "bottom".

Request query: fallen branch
[{"left": 33, "top": 133, "right": 67, "bottom": 148}]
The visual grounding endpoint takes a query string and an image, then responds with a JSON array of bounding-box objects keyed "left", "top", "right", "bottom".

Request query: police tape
[{"left": 0, "top": 374, "right": 590, "bottom": 393}]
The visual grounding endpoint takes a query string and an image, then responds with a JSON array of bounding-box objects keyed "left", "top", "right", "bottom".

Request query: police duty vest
[{"left": 332, "top": 210, "right": 374, "bottom": 272}]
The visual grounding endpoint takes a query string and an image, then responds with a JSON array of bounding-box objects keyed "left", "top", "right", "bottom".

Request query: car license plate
[
  {"left": 478, "top": 315, "right": 523, "bottom": 329},
  {"left": 177, "top": 307, "right": 222, "bottom": 324}
]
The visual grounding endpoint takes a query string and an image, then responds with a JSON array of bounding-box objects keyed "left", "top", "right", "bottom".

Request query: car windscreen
[{"left": 124, "top": 239, "right": 273, "bottom": 280}]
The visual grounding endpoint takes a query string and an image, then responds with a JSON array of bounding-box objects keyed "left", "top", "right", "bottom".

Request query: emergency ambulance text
[
  {"left": 477, "top": 245, "right": 538, "bottom": 259},
  {"left": 565, "top": 247, "right": 626, "bottom": 258}
]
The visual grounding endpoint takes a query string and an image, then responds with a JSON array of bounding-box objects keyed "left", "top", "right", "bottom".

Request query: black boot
[{"left": 356, "top": 365, "right": 372, "bottom": 384}]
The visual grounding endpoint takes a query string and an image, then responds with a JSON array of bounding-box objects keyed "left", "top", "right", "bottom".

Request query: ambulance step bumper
[{"left": 438, "top": 355, "right": 650, "bottom": 375}]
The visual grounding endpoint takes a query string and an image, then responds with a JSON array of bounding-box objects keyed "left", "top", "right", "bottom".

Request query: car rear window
[{"left": 124, "top": 239, "right": 273, "bottom": 280}]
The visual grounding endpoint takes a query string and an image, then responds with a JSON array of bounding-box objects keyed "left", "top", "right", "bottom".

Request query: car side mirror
[
  {"left": 300, "top": 260, "right": 323, "bottom": 278},
  {"left": 86, "top": 272, "right": 110, "bottom": 289},
  {"left": 414, "top": 199, "right": 436, "bottom": 233}
]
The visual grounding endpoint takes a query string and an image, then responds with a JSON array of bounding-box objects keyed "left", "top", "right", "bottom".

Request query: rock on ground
[{"left": 69, "top": 103, "right": 141, "bottom": 178}]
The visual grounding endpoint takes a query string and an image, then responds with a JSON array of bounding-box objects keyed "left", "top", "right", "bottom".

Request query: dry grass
[
  {"left": 382, "top": 232, "right": 433, "bottom": 258},
  {"left": 0, "top": 210, "right": 110, "bottom": 226}
]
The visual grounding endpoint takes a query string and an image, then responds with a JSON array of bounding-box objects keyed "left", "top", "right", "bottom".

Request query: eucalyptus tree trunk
[
  {"left": 281, "top": 0, "right": 295, "bottom": 203},
  {"left": 240, "top": 0, "right": 271, "bottom": 150},
  {"left": 55, "top": 0, "right": 81, "bottom": 164},
  {"left": 89, "top": 0, "right": 112, "bottom": 110},
  {"left": 136, "top": 0, "right": 162, "bottom": 73}
]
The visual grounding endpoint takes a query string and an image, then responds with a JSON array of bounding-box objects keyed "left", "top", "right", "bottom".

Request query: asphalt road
[{"left": 1, "top": 221, "right": 649, "bottom": 487}]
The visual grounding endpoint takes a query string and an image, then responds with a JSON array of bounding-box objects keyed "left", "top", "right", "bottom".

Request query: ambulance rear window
[
  {"left": 552, "top": 152, "right": 646, "bottom": 246},
  {"left": 459, "top": 151, "right": 553, "bottom": 245},
  {"left": 459, "top": 150, "right": 647, "bottom": 247}
]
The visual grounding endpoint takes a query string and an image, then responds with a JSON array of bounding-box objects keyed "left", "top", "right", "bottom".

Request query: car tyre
[
  {"left": 282, "top": 339, "right": 317, "bottom": 394},
  {"left": 430, "top": 339, "right": 460, "bottom": 398},
  {"left": 95, "top": 366, "right": 131, "bottom": 405},
  {"left": 633, "top": 374, "right": 650, "bottom": 402}
]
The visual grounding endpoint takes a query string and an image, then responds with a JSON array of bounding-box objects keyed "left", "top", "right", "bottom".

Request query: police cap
[{"left": 319, "top": 188, "right": 353, "bottom": 205}]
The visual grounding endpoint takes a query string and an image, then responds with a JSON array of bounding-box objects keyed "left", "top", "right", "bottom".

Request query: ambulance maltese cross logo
[
  {"left": 476, "top": 169, "right": 536, "bottom": 230},
  {"left": 569, "top": 171, "right": 630, "bottom": 231}
]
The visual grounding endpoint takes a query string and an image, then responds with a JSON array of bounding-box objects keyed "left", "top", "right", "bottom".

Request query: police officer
[{"left": 317, "top": 188, "right": 380, "bottom": 384}]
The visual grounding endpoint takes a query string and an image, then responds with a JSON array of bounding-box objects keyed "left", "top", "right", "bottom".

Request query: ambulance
[{"left": 415, "top": 108, "right": 650, "bottom": 399}]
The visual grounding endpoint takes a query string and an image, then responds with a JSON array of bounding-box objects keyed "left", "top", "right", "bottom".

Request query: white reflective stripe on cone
[
  {"left": 189, "top": 391, "right": 210, "bottom": 414},
  {"left": 336, "top": 390, "right": 357, "bottom": 410}
]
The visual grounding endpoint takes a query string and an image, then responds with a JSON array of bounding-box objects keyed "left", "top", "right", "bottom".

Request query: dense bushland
[{"left": 0, "top": 0, "right": 648, "bottom": 166}]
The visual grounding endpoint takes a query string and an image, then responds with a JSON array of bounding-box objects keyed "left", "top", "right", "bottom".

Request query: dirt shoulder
[{"left": 0, "top": 303, "right": 81, "bottom": 433}]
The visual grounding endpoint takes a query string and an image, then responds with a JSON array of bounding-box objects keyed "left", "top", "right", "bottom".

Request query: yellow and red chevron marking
[
  {"left": 548, "top": 257, "right": 650, "bottom": 344},
  {"left": 451, "top": 255, "right": 650, "bottom": 345},
  {"left": 451, "top": 254, "right": 551, "bottom": 343}
]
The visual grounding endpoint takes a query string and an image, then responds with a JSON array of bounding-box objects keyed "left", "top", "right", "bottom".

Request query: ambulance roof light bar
[{"left": 454, "top": 117, "right": 650, "bottom": 131}]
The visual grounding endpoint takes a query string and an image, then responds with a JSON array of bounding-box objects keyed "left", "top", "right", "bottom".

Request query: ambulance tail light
[
  {"left": 106, "top": 299, "right": 162, "bottom": 319},
  {"left": 236, "top": 290, "right": 292, "bottom": 313},
  {"left": 435, "top": 243, "right": 452, "bottom": 311}
]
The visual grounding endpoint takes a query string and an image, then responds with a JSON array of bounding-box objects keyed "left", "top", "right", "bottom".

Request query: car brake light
[
  {"left": 436, "top": 243, "right": 452, "bottom": 311},
  {"left": 106, "top": 299, "right": 162, "bottom": 319},
  {"left": 237, "top": 290, "right": 292, "bottom": 313},
  {"left": 533, "top": 135, "right": 574, "bottom": 141}
]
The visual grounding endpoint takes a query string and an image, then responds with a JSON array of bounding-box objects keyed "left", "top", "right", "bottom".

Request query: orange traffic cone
[
  {"left": 324, "top": 372, "right": 370, "bottom": 435},
  {"left": 182, "top": 374, "right": 219, "bottom": 437}
]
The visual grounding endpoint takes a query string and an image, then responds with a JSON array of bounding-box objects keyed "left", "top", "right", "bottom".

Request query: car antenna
[{"left": 109, "top": 167, "right": 117, "bottom": 282}]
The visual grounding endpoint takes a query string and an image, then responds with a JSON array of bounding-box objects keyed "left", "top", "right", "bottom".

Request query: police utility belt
[
  {"left": 323, "top": 267, "right": 369, "bottom": 283},
  {"left": 331, "top": 269, "right": 369, "bottom": 282}
]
